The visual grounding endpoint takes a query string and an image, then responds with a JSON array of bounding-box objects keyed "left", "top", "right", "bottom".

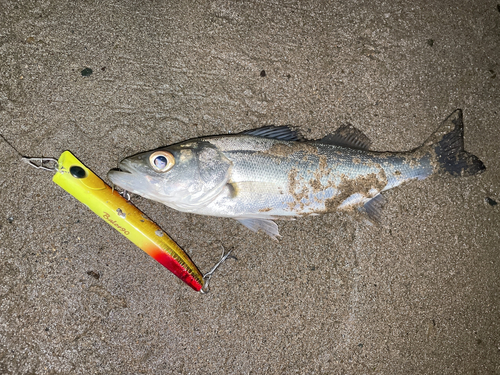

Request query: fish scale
[{"left": 202, "top": 139, "right": 433, "bottom": 218}]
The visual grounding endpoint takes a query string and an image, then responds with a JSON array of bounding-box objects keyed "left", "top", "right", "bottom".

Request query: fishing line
[
  {"left": 0, "top": 133, "right": 59, "bottom": 171},
  {"left": 0, "top": 133, "right": 24, "bottom": 157}
]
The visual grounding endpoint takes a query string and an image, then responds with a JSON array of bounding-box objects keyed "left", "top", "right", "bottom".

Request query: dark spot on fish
[
  {"left": 394, "top": 170, "right": 401, "bottom": 175},
  {"left": 497, "top": 4, "right": 500, "bottom": 13},
  {"left": 427, "top": 39, "right": 434, "bottom": 47},
  {"left": 81, "top": 67, "right": 93, "bottom": 77},
  {"left": 45, "top": 327, "right": 49, "bottom": 332},
  {"left": 101, "top": 67, "right": 106, "bottom": 71},
  {"left": 87, "top": 270, "right": 100, "bottom": 280},
  {"left": 358, "top": 343, "right": 363, "bottom": 348},
  {"left": 260, "top": 70, "right": 266, "bottom": 77},
  {"left": 489, "top": 69, "right": 496, "bottom": 79},
  {"left": 476, "top": 338, "right": 482, "bottom": 345},
  {"left": 309, "top": 265, "right": 316, "bottom": 271},
  {"left": 286, "top": 74, "right": 291, "bottom": 79},
  {"left": 486, "top": 197, "right": 497, "bottom": 206}
]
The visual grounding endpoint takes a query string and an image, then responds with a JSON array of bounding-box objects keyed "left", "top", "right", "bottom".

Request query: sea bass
[{"left": 108, "top": 110, "right": 485, "bottom": 239}]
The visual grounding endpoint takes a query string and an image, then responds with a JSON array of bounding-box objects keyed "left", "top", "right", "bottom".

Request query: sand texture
[{"left": 1, "top": 1, "right": 499, "bottom": 373}]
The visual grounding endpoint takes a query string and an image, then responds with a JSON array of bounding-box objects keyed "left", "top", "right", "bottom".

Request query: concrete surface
[{"left": 1, "top": 0, "right": 499, "bottom": 374}]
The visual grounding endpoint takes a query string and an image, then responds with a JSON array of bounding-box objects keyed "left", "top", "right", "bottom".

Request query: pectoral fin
[{"left": 235, "top": 218, "right": 281, "bottom": 240}]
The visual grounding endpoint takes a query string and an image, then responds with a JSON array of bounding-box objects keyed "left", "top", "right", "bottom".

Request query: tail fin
[{"left": 423, "top": 109, "right": 485, "bottom": 177}]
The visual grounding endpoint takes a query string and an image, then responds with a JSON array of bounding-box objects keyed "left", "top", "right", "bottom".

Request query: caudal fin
[{"left": 424, "top": 109, "right": 486, "bottom": 177}]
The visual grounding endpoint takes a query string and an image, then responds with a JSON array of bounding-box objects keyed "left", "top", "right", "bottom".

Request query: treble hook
[
  {"left": 110, "top": 184, "right": 131, "bottom": 201},
  {"left": 120, "top": 190, "right": 131, "bottom": 201},
  {"left": 200, "top": 246, "right": 235, "bottom": 294}
]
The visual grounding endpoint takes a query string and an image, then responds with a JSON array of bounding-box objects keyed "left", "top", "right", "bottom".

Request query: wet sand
[{"left": 1, "top": 1, "right": 499, "bottom": 373}]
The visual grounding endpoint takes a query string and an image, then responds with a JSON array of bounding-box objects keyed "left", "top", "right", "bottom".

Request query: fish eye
[{"left": 149, "top": 151, "right": 175, "bottom": 172}]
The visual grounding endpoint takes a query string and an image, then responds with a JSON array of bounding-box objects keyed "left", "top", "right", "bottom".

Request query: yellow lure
[{"left": 52, "top": 151, "right": 204, "bottom": 291}]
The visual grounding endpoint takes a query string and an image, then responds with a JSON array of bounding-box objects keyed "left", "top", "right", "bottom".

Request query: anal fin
[{"left": 359, "top": 193, "right": 387, "bottom": 224}]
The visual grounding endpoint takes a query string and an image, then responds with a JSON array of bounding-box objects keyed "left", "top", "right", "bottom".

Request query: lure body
[{"left": 53, "top": 151, "right": 204, "bottom": 291}]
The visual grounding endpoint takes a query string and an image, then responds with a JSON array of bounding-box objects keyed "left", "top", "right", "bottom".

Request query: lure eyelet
[{"left": 149, "top": 151, "right": 175, "bottom": 173}]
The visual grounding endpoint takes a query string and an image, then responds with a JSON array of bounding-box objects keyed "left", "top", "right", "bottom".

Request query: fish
[{"left": 108, "top": 110, "right": 485, "bottom": 239}]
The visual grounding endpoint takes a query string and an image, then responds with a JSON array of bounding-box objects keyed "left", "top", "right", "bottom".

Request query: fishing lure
[{"left": 21, "top": 151, "right": 231, "bottom": 292}]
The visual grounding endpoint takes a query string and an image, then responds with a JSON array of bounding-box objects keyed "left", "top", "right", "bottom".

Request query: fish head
[{"left": 108, "top": 141, "right": 232, "bottom": 210}]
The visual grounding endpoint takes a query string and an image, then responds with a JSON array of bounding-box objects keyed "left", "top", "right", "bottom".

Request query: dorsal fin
[
  {"left": 317, "top": 124, "right": 372, "bottom": 150},
  {"left": 241, "top": 126, "right": 301, "bottom": 141}
]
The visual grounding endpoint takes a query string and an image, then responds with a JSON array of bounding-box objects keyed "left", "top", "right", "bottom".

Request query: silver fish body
[
  {"left": 185, "top": 137, "right": 431, "bottom": 217},
  {"left": 108, "top": 110, "right": 485, "bottom": 238}
]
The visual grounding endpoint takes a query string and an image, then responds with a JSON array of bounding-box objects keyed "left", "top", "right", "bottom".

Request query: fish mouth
[
  {"left": 108, "top": 166, "right": 132, "bottom": 174},
  {"left": 107, "top": 160, "right": 138, "bottom": 190},
  {"left": 109, "top": 157, "right": 141, "bottom": 177},
  {"left": 113, "top": 159, "right": 135, "bottom": 174}
]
